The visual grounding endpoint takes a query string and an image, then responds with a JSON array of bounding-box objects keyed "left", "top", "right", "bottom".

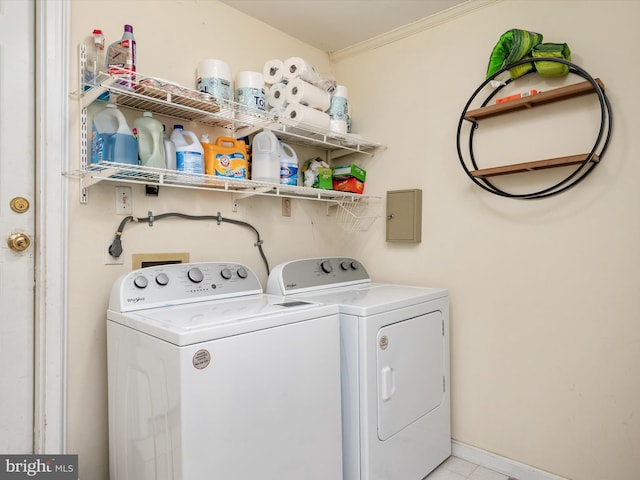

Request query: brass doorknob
[{"left": 7, "top": 233, "right": 31, "bottom": 252}]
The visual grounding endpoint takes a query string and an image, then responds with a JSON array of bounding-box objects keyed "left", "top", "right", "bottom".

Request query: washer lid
[
  {"left": 287, "top": 283, "right": 448, "bottom": 316},
  {"left": 108, "top": 294, "right": 338, "bottom": 346}
]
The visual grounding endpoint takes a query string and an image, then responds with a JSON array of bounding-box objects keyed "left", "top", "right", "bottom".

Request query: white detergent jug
[
  {"left": 251, "top": 130, "right": 280, "bottom": 183},
  {"left": 91, "top": 104, "right": 138, "bottom": 165},
  {"left": 134, "top": 112, "right": 166, "bottom": 169},
  {"left": 170, "top": 125, "right": 204, "bottom": 174},
  {"left": 279, "top": 142, "right": 299, "bottom": 185}
]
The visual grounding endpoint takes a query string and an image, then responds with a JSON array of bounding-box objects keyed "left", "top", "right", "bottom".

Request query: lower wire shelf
[{"left": 64, "top": 162, "right": 382, "bottom": 231}]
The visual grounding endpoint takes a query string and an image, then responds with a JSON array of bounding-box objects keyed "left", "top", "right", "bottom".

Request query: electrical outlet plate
[
  {"left": 115, "top": 186, "right": 132, "bottom": 214},
  {"left": 104, "top": 239, "right": 124, "bottom": 265},
  {"left": 282, "top": 198, "right": 292, "bottom": 217}
]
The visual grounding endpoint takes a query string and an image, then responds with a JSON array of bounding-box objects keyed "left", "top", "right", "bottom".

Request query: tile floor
[{"left": 426, "top": 456, "right": 512, "bottom": 480}]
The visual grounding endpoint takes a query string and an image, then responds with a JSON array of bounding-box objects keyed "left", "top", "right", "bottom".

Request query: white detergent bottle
[
  {"left": 279, "top": 142, "right": 299, "bottom": 185},
  {"left": 251, "top": 130, "right": 280, "bottom": 183},
  {"left": 91, "top": 104, "right": 138, "bottom": 165},
  {"left": 134, "top": 112, "right": 166, "bottom": 169},
  {"left": 171, "top": 125, "right": 204, "bottom": 174},
  {"left": 163, "top": 125, "right": 176, "bottom": 170}
]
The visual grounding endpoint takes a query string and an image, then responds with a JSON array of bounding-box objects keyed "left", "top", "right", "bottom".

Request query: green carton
[
  {"left": 316, "top": 167, "right": 333, "bottom": 189},
  {"left": 332, "top": 164, "right": 366, "bottom": 182}
]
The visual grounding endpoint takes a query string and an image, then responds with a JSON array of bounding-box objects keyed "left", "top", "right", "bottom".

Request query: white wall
[{"left": 333, "top": 1, "right": 639, "bottom": 480}]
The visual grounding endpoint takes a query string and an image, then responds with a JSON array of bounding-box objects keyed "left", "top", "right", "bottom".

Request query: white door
[{"left": 0, "top": 0, "right": 36, "bottom": 453}]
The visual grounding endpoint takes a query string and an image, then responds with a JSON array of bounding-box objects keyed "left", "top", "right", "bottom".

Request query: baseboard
[{"left": 451, "top": 440, "right": 570, "bottom": 480}]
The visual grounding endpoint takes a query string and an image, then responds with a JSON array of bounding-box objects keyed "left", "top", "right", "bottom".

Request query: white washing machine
[
  {"left": 107, "top": 261, "right": 343, "bottom": 480},
  {"left": 267, "top": 257, "right": 451, "bottom": 480}
]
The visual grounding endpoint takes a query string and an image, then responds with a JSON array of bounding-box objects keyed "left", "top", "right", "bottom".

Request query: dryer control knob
[
  {"left": 321, "top": 260, "right": 333, "bottom": 274},
  {"left": 351, "top": 261, "right": 359, "bottom": 270},
  {"left": 133, "top": 275, "right": 148, "bottom": 289},
  {"left": 155, "top": 273, "right": 169, "bottom": 286},
  {"left": 220, "top": 268, "right": 232, "bottom": 280},
  {"left": 237, "top": 267, "right": 248, "bottom": 279},
  {"left": 188, "top": 267, "right": 204, "bottom": 283},
  {"left": 340, "top": 261, "right": 350, "bottom": 271}
]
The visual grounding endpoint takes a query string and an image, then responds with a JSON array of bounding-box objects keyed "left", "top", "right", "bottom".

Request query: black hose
[{"left": 107, "top": 212, "right": 270, "bottom": 274}]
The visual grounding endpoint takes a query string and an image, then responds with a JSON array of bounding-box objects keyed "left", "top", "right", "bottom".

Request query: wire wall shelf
[
  {"left": 65, "top": 161, "right": 381, "bottom": 203},
  {"left": 74, "top": 70, "right": 386, "bottom": 155},
  {"left": 71, "top": 47, "right": 385, "bottom": 231}
]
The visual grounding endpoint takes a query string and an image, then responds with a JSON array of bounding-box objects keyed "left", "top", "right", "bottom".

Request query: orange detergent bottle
[{"left": 203, "top": 136, "right": 249, "bottom": 179}]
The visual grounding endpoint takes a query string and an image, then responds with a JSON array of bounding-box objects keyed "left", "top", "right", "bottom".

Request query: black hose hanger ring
[{"left": 456, "top": 57, "right": 612, "bottom": 199}]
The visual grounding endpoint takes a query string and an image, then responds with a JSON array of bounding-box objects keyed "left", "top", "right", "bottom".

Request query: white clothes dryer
[
  {"left": 107, "top": 262, "right": 343, "bottom": 480},
  {"left": 267, "top": 257, "right": 451, "bottom": 480}
]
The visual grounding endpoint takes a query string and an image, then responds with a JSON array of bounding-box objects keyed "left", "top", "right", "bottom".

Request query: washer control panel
[
  {"left": 109, "top": 262, "right": 262, "bottom": 312},
  {"left": 266, "top": 257, "right": 370, "bottom": 295}
]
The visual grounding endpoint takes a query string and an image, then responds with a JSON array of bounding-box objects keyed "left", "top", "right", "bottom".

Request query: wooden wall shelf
[
  {"left": 470, "top": 153, "right": 600, "bottom": 178},
  {"left": 465, "top": 78, "right": 605, "bottom": 122}
]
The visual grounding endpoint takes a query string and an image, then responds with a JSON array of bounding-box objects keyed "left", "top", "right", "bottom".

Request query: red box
[{"left": 332, "top": 177, "right": 364, "bottom": 194}]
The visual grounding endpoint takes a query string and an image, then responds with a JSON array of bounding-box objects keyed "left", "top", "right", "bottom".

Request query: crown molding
[{"left": 330, "top": 0, "right": 503, "bottom": 63}]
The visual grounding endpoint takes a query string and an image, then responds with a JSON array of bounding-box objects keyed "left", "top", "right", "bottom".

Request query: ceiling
[{"left": 219, "top": 0, "right": 468, "bottom": 52}]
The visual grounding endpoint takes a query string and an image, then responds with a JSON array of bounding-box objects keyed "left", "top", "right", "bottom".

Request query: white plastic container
[
  {"left": 279, "top": 142, "right": 299, "bottom": 186},
  {"left": 251, "top": 130, "right": 280, "bottom": 183},
  {"left": 91, "top": 104, "right": 138, "bottom": 165},
  {"left": 106, "top": 24, "right": 136, "bottom": 90},
  {"left": 163, "top": 125, "right": 176, "bottom": 170},
  {"left": 170, "top": 125, "right": 204, "bottom": 174},
  {"left": 134, "top": 112, "right": 166, "bottom": 169}
]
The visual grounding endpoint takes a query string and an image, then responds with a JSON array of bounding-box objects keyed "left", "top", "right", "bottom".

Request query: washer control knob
[
  {"left": 187, "top": 267, "right": 204, "bottom": 283},
  {"left": 351, "top": 261, "right": 359, "bottom": 270},
  {"left": 320, "top": 260, "right": 333, "bottom": 274},
  {"left": 237, "top": 267, "right": 248, "bottom": 279},
  {"left": 133, "top": 275, "right": 148, "bottom": 289},
  {"left": 220, "top": 268, "right": 232, "bottom": 280},
  {"left": 340, "top": 261, "right": 350, "bottom": 271},
  {"left": 155, "top": 273, "right": 169, "bottom": 286}
]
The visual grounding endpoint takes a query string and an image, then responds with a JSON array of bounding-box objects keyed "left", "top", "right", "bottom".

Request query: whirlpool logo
[
  {"left": 0, "top": 455, "right": 77, "bottom": 479},
  {"left": 126, "top": 296, "right": 145, "bottom": 304}
]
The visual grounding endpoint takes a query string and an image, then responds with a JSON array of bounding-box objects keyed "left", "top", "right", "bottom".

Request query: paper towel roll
[
  {"left": 263, "top": 59, "right": 284, "bottom": 84},
  {"left": 197, "top": 59, "right": 232, "bottom": 100},
  {"left": 284, "top": 103, "right": 331, "bottom": 130},
  {"left": 283, "top": 57, "right": 319, "bottom": 83},
  {"left": 267, "top": 83, "right": 287, "bottom": 108},
  {"left": 286, "top": 78, "right": 331, "bottom": 111}
]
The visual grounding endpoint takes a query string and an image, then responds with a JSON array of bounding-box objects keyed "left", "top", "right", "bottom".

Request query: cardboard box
[
  {"left": 332, "top": 164, "right": 366, "bottom": 182},
  {"left": 332, "top": 177, "right": 364, "bottom": 194},
  {"left": 316, "top": 167, "right": 333, "bottom": 189}
]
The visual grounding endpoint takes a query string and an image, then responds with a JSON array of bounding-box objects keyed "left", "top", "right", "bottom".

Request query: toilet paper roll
[
  {"left": 284, "top": 103, "right": 331, "bottom": 130},
  {"left": 334, "top": 85, "right": 348, "bottom": 99},
  {"left": 235, "top": 71, "right": 265, "bottom": 111},
  {"left": 286, "top": 78, "right": 331, "bottom": 111},
  {"left": 267, "top": 83, "right": 287, "bottom": 108},
  {"left": 283, "top": 56, "right": 319, "bottom": 83},
  {"left": 329, "top": 88, "right": 348, "bottom": 122},
  {"left": 197, "top": 59, "right": 232, "bottom": 100},
  {"left": 330, "top": 119, "right": 348, "bottom": 135},
  {"left": 263, "top": 59, "right": 284, "bottom": 84}
]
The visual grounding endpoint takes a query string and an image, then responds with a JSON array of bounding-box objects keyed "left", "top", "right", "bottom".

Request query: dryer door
[{"left": 376, "top": 311, "right": 444, "bottom": 440}]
